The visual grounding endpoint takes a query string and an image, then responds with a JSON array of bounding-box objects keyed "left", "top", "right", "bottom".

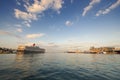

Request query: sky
[{"left": 0, "top": 0, "right": 120, "bottom": 52}]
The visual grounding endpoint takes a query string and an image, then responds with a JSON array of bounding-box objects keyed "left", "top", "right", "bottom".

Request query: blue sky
[{"left": 0, "top": 0, "right": 120, "bottom": 52}]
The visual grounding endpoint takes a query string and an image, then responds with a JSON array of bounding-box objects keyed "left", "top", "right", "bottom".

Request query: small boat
[
  {"left": 67, "top": 50, "right": 81, "bottom": 53},
  {"left": 67, "top": 51, "right": 76, "bottom": 53}
]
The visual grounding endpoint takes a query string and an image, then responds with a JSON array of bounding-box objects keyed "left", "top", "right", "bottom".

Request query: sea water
[{"left": 0, "top": 53, "right": 120, "bottom": 80}]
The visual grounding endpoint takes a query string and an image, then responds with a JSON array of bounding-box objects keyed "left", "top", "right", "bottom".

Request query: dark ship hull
[
  {"left": 115, "top": 50, "right": 120, "bottom": 54},
  {"left": 17, "top": 50, "right": 45, "bottom": 53}
]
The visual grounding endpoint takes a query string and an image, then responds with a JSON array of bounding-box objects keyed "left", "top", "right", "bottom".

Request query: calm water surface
[{"left": 0, "top": 53, "right": 120, "bottom": 80}]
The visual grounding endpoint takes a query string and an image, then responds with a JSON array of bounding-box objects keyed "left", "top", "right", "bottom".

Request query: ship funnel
[{"left": 33, "top": 43, "right": 35, "bottom": 47}]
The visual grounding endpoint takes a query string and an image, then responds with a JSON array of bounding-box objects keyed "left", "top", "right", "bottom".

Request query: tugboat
[{"left": 17, "top": 43, "right": 45, "bottom": 53}]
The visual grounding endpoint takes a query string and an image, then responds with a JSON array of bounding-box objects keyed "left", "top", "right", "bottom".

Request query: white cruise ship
[{"left": 17, "top": 44, "right": 45, "bottom": 53}]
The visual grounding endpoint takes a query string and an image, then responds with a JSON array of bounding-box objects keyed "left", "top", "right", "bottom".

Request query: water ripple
[{"left": 0, "top": 53, "right": 120, "bottom": 80}]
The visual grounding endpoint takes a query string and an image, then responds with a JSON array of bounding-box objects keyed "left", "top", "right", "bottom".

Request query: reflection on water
[{"left": 0, "top": 53, "right": 120, "bottom": 80}]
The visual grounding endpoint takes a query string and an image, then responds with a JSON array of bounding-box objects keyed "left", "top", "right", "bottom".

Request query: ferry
[{"left": 17, "top": 43, "right": 45, "bottom": 53}]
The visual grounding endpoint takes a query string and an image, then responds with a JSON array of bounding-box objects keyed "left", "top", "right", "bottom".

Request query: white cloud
[
  {"left": 26, "top": 33, "right": 45, "bottom": 39},
  {"left": 23, "top": 21, "right": 31, "bottom": 27},
  {"left": 65, "top": 20, "right": 73, "bottom": 26},
  {"left": 23, "top": 0, "right": 30, "bottom": 6},
  {"left": 82, "top": 0, "right": 100, "bottom": 16},
  {"left": 96, "top": 10, "right": 102, "bottom": 16},
  {"left": 14, "top": 9, "right": 37, "bottom": 21},
  {"left": 14, "top": 0, "right": 64, "bottom": 28},
  {"left": 96, "top": 0, "right": 120, "bottom": 16},
  {"left": 26, "top": 23, "right": 31, "bottom": 27},
  {"left": 0, "top": 30, "right": 21, "bottom": 39},
  {"left": 16, "top": 0, "right": 21, "bottom": 5},
  {"left": 26, "top": 0, "right": 63, "bottom": 14},
  {"left": 14, "top": 9, "right": 37, "bottom": 27},
  {"left": 17, "top": 28, "right": 22, "bottom": 32}
]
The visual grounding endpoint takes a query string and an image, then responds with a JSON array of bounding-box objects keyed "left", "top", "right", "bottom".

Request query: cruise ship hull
[{"left": 17, "top": 50, "right": 45, "bottom": 53}]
